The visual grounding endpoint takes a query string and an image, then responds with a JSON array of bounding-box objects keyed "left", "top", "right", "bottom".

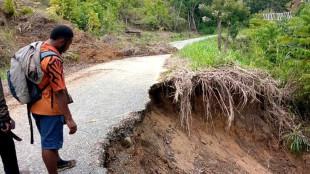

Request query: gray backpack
[
  {"left": 7, "top": 41, "right": 44, "bottom": 104},
  {"left": 7, "top": 42, "right": 59, "bottom": 144}
]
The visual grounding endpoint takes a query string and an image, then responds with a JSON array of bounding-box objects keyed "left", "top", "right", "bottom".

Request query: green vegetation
[
  {"left": 246, "top": 0, "right": 293, "bottom": 13},
  {"left": 283, "top": 124, "right": 310, "bottom": 155},
  {"left": 3, "top": 0, "right": 17, "bottom": 16},
  {"left": 0, "top": 28, "right": 15, "bottom": 79},
  {"left": 179, "top": 3, "right": 310, "bottom": 154},
  {"left": 199, "top": 0, "right": 250, "bottom": 52},
  {"left": 46, "top": 0, "right": 234, "bottom": 35},
  {"left": 179, "top": 37, "right": 242, "bottom": 69},
  {"left": 20, "top": 6, "right": 34, "bottom": 15},
  {"left": 46, "top": 0, "right": 295, "bottom": 36}
]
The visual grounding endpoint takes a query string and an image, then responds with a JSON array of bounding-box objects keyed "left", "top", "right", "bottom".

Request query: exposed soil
[
  {"left": 101, "top": 34, "right": 178, "bottom": 58},
  {"left": 121, "top": 43, "right": 178, "bottom": 57},
  {"left": 104, "top": 83, "right": 310, "bottom": 174}
]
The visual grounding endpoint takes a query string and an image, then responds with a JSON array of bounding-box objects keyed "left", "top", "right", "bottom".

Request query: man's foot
[{"left": 57, "top": 159, "right": 76, "bottom": 172}]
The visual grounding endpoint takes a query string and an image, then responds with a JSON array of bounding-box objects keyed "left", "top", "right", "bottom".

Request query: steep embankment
[{"left": 103, "top": 67, "right": 310, "bottom": 174}]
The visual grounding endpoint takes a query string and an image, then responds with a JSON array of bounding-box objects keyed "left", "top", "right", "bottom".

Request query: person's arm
[
  {"left": 55, "top": 90, "right": 77, "bottom": 134},
  {"left": 0, "top": 78, "right": 11, "bottom": 133}
]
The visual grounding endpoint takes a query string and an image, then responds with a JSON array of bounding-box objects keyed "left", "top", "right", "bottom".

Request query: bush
[
  {"left": 3, "top": 0, "right": 17, "bottom": 16},
  {"left": 86, "top": 10, "right": 101, "bottom": 34},
  {"left": 20, "top": 6, "right": 34, "bottom": 16},
  {"left": 50, "top": 0, "right": 79, "bottom": 21},
  {"left": 232, "top": 4, "right": 310, "bottom": 116},
  {"left": 199, "top": 25, "right": 216, "bottom": 35},
  {"left": 283, "top": 124, "right": 310, "bottom": 155}
]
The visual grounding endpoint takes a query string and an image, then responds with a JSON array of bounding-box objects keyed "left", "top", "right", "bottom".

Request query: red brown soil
[
  {"left": 12, "top": 12, "right": 123, "bottom": 63},
  {"left": 104, "top": 85, "right": 310, "bottom": 174}
]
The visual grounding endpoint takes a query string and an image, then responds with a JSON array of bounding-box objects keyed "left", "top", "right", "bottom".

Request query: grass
[
  {"left": 282, "top": 124, "right": 310, "bottom": 155},
  {"left": 177, "top": 35, "right": 310, "bottom": 156},
  {"left": 0, "top": 28, "right": 15, "bottom": 79},
  {"left": 179, "top": 37, "right": 245, "bottom": 70},
  {"left": 0, "top": 68, "right": 8, "bottom": 79}
]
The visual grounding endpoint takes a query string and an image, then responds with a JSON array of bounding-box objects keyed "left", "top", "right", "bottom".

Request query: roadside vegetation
[
  {"left": 0, "top": 0, "right": 211, "bottom": 79},
  {"left": 176, "top": 2, "right": 310, "bottom": 155}
]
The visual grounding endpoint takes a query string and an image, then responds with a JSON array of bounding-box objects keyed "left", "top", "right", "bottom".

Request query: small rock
[
  {"left": 200, "top": 139, "right": 207, "bottom": 145},
  {"left": 121, "top": 137, "right": 132, "bottom": 148},
  {"left": 125, "top": 137, "right": 132, "bottom": 145},
  {"left": 123, "top": 48, "right": 135, "bottom": 57}
]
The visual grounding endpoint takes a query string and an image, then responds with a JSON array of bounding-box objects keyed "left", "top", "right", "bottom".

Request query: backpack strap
[
  {"left": 27, "top": 104, "right": 34, "bottom": 144},
  {"left": 40, "top": 51, "right": 60, "bottom": 61}
]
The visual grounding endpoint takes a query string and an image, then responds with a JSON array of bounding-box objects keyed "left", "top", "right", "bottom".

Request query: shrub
[
  {"left": 86, "top": 10, "right": 101, "bottom": 34},
  {"left": 20, "top": 6, "right": 34, "bottom": 16},
  {"left": 3, "top": 0, "right": 17, "bottom": 16},
  {"left": 49, "top": 0, "right": 79, "bottom": 21},
  {"left": 283, "top": 124, "right": 310, "bottom": 155}
]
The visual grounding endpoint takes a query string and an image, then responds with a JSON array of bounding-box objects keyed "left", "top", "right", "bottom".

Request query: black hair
[{"left": 50, "top": 25, "right": 74, "bottom": 40}]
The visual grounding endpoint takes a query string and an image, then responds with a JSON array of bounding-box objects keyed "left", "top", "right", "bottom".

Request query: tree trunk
[
  {"left": 190, "top": 5, "right": 197, "bottom": 33},
  {"left": 187, "top": 11, "right": 191, "bottom": 38},
  {"left": 217, "top": 17, "right": 222, "bottom": 52},
  {"left": 174, "top": 1, "right": 183, "bottom": 32},
  {"left": 224, "top": 22, "right": 231, "bottom": 53}
]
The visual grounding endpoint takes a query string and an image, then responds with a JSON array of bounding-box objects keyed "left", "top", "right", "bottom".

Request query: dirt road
[{"left": 0, "top": 37, "right": 212, "bottom": 174}]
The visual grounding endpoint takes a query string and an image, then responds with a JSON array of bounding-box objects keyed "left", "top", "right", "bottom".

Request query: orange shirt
[{"left": 30, "top": 43, "right": 66, "bottom": 116}]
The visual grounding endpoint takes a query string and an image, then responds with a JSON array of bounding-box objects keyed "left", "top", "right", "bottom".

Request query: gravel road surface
[{"left": 0, "top": 37, "right": 211, "bottom": 174}]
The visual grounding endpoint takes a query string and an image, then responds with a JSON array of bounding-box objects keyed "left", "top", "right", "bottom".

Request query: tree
[
  {"left": 286, "top": 3, "right": 310, "bottom": 105},
  {"left": 183, "top": 0, "right": 201, "bottom": 33},
  {"left": 199, "top": 0, "right": 225, "bottom": 52},
  {"left": 86, "top": 10, "right": 101, "bottom": 34},
  {"left": 50, "top": 0, "right": 79, "bottom": 21},
  {"left": 223, "top": 0, "right": 249, "bottom": 52},
  {"left": 200, "top": 0, "right": 249, "bottom": 52}
]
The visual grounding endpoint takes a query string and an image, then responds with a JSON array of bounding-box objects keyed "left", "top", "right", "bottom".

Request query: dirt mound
[
  {"left": 71, "top": 31, "right": 123, "bottom": 63},
  {"left": 1, "top": 9, "right": 123, "bottom": 64},
  {"left": 101, "top": 34, "right": 178, "bottom": 57},
  {"left": 103, "top": 68, "right": 310, "bottom": 174},
  {"left": 122, "top": 43, "right": 178, "bottom": 57}
]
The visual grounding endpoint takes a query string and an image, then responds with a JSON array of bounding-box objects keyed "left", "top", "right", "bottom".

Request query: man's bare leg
[
  {"left": 42, "top": 149, "right": 58, "bottom": 174},
  {"left": 56, "top": 151, "right": 61, "bottom": 161}
]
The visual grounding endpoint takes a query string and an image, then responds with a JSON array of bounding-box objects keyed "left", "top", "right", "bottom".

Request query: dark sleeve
[{"left": 0, "top": 78, "right": 10, "bottom": 122}]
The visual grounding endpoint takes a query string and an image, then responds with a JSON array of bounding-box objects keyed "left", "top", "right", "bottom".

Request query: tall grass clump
[
  {"left": 179, "top": 37, "right": 243, "bottom": 69},
  {"left": 282, "top": 124, "right": 310, "bottom": 155}
]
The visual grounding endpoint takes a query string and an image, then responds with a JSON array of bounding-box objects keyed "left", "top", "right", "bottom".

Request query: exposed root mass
[{"left": 167, "top": 66, "right": 294, "bottom": 136}]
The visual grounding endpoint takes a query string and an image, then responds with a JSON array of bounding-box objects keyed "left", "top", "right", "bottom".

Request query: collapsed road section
[{"left": 102, "top": 67, "right": 310, "bottom": 174}]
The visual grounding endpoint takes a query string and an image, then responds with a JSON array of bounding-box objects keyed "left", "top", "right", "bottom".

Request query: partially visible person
[
  {"left": 0, "top": 78, "right": 20, "bottom": 174},
  {"left": 30, "top": 25, "right": 77, "bottom": 174}
]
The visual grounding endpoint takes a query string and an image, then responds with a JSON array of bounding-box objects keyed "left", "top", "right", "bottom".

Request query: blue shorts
[{"left": 32, "top": 114, "right": 64, "bottom": 150}]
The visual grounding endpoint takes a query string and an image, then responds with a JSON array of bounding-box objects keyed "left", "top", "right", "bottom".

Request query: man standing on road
[
  {"left": 0, "top": 78, "right": 20, "bottom": 174},
  {"left": 30, "top": 25, "right": 77, "bottom": 174}
]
